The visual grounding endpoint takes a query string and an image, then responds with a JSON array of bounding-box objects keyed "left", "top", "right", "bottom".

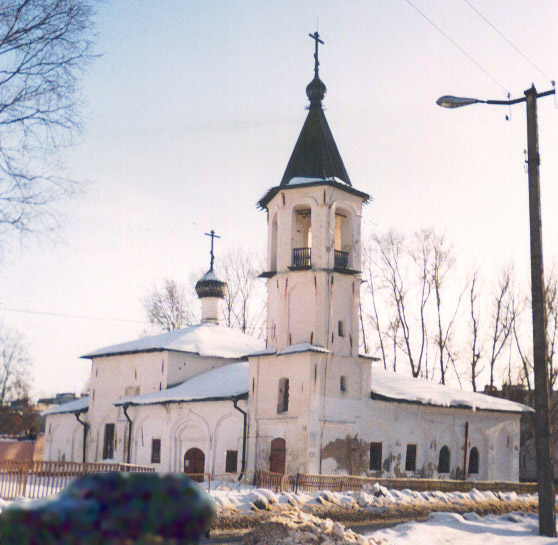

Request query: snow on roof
[
  {"left": 370, "top": 367, "right": 533, "bottom": 413},
  {"left": 247, "top": 347, "right": 277, "bottom": 357},
  {"left": 41, "top": 396, "right": 89, "bottom": 416},
  {"left": 247, "top": 343, "right": 331, "bottom": 358},
  {"left": 82, "top": 322, "right": 265, "bottom": 359},
  {"left": 279, "top": 343, "right": 330, "bottom": 355},
  {"left": 287, "top": 176, "right": 345, "bottom": 186},
  {"left": 115, "top": 361, "right": 249, "bottom": 406}
]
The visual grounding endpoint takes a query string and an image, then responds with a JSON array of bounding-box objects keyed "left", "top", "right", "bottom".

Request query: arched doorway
[
  {"left": 270, "top": 438, "right": 286, "bottom": 474},
  {"left": 184, "top": 448, "right": 205, "bottom": 482}
]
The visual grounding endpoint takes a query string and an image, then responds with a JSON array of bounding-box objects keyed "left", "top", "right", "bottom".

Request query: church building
[{"left": 43, "top": 33, "right": 531, "bottom": 482}]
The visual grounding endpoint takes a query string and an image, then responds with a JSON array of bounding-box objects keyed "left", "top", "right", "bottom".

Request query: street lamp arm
[{"left": 438, "top": 88, "right": 554, "bottom": 109}]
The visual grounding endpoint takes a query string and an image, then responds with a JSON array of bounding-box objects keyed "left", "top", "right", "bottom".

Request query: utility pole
[
  {"left": 525, "top": 85, "right": 555, "bottom": 538},
  {"left": 437, "top": 84, "right": 556, "bottom": 537}
]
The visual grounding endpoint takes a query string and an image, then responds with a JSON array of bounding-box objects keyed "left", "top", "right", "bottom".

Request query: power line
[
  {"left": 403, "top": 0, "right": 509, "bottom": 94},
  {"left": 463, "top": 0, "right": 553, "bottom": 84},
  {"left": 0, "top": 306, "right": 147, "bottom": 325}
]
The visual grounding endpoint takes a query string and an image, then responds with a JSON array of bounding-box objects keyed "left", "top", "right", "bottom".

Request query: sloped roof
[
  {"left": 82, "top": 322, "right": 265, "bottom": 359},
  {"left": 115, "top": 361, "right": 249, "bottom": 406},
  {"left": 248, "top": 342, "right": 331, "bottom": 357},
  {"left": 116, "top": 358, "right": 531, "bottom": 414},
  {"left": 370, "top": 367, "right": 532, "bottom": 413},
  {"left": 41, "top": 396, "right": 89, "bottom": 416},
  {"left": 280, "top": 104, "right": 351, "bottom": 186}
]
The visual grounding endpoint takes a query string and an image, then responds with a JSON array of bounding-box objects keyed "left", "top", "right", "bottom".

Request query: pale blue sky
[{"left": 1, "top": 0, "right": 557, "bottom": 398}]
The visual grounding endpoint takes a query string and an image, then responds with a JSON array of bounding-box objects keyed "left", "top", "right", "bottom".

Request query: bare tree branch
[
  {"left": 0, "top": 324, "right": 31, "bottom": 404},
  {"left": 143, "top": 279, "right": 195, "bottom": 332},
  {"left": 0, "top": 0, "right": 96, "bottom": 242},
  {"left": 217, "top": 248, "right": 266, "bottom": 338},
  {"left": 467, "top": 270, "right": 484, "bottom": 391},
  {"left": 487, "top": 267, "right": 516, "bottom": 390}
]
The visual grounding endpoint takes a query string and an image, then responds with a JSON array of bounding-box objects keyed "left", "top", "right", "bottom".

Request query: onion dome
[
  {"left": 195, "top": 269, "right": 227, "bottom": 300},
  {"left": 306, "top": 76, "right": 326, "bottom": 107}
]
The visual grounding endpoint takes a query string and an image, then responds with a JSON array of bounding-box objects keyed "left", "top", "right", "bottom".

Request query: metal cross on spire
[
  {"left": 309, "top": 31, "right": 324, "bottom": 78},
  {"left": 204, "top": 229, "right": 220, "bottom": 271}
]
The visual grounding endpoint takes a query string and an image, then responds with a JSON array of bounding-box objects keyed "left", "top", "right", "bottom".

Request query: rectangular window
[
  {"left": 102, "top": 423, "right": 115, "bottom": 460},
  {"left": 151, "top": 439, "right": 161, "bottom": 464},
  {"left": 405, "top": 444, "right": 417, "bottom": 472},
  {"left": 277, "top": 378, "right": 289, "bottom": 413},
  {"left": 225, "top": 450, "right": 238, "bottom": 473},
  {"left": 124, "top": 385, "right": 140, "bottom": 397},
  {"left": 369, "top": 442, "right": 382, "bottom": 471}
]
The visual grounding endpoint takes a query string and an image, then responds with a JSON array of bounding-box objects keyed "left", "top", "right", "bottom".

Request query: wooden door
[
  {"left": 270, "top": 438, "right": 286, "bottom": 474},
  {"left": 184, "top": 447, "right": 205, "bottom": 482}
]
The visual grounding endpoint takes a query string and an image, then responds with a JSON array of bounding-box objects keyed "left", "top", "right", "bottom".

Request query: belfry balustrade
[
  {"left": 334, "top": 250, "right": 349, "bottom": 270},
  {"left": 292, "top": 247, "right": 311, "bottom": 268}
]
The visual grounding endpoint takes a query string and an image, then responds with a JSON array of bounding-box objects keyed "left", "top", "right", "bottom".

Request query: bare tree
[
  {"left": 546, "top": 268, "right": 558, "bottom": 389},
  {"left": 467, "top": 271, "right": 483, "bottom": 391},
  {"left": 0, "top": 325, "right": 31, "bottom": 404},
  {"left": 361, "top": 242, "right": 389, "bottom": 369},
  {"left": 0, "top": 0, "right": 95, "bottom": 239},
  {"left": 372, "top": 230, "right": 431, "bottom": 378},
  {"left": 513, "top": 265, "right": 558, "bottom": 391},
  {"left": 422, "top": 230, "right": 462, "bottom": 384},
  {"left": 487, "top": 267, "right": 516, "bottom": 390},
  {"left": 143, "top": 279, "right": 195, "bottom": 332},
  {"left": 217, "top": 248, "right": 266, "bottom": 338}
]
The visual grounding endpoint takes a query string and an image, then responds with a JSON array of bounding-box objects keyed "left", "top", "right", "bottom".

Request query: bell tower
[
  {"left": 259, "top": 32, "right": 369, "bottom": 356},
  {"left": 247, "top": 32, "right": 371, "bottom": 477}
]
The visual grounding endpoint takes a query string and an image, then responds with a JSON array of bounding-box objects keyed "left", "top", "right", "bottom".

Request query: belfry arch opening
[
  {"left": 270, "top": 213, "right": 278, "bottom": 271},
  {"left": 292, "top": 206, "right": 312, "bottom": 268},
  {"left": 334, "top": 209, "right": 351, "bottom": 269}
]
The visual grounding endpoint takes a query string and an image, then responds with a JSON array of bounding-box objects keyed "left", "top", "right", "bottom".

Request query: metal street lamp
[{"left": 437, "top": 85, "right": 556, "bottom": 538}]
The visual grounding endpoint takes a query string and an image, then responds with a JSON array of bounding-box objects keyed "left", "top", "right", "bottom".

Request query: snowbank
[{"left": 368, "top": 510, "right": 558, "bottom": 545}]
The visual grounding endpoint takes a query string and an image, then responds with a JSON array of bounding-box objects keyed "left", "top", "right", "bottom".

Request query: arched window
[
  {"left": 270, "top": 213, "right": 278, "bottom": 271},
  {"left": 334, "top": 209, "right": 352, "bottom": 269},
  {"left": 438, "top": 445, "right": 450, "bottom": 473},
  {"left": 340, "top": 375, "right": 347, "bottom": 392},
  {"left": 468, "top": 447, "right": 479, "bottom": 474},
  {"left": 277, "top": 377, "right": 289, "bottom": 413},
  {"left": 292, "top": 206, "right": 312, "bottom": 268}
]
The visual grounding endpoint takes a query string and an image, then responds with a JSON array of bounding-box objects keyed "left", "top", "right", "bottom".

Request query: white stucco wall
[
  {"left": 87, "top": 351, "right": 171, "bottom": 463},
  {"left": 126, "top": 399, "right": 246, "bottom": 475},
  {"left": 264, "top": 184, "right": 365, "bottom": 354},
  {"left": 166, "top": 352, "right": 239, "bottom": 387},
  {"left": 319, "top": 400, "right": 521, "bottom": 482},
  {"left": 44, "top": 412, "right": 86, "bottom": 463}
]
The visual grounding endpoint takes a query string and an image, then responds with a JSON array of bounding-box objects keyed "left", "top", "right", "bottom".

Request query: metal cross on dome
[
  {"left": 309, "top": 31, "right": 324, "bottom": 77},
  {"left": 204, "top": 229, "right": 220, "bottom": 271}
]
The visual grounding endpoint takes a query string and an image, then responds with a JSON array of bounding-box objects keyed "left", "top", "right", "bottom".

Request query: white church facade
[{"left": 43, "top": 33, "right": 531, "bottom": 482}]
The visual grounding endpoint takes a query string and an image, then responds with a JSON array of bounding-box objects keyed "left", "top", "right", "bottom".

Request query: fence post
[{"left": 17, "top": 462, "right": 30, "bottom": 498}]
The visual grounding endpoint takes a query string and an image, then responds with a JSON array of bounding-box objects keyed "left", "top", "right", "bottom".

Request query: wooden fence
[
  {"left": 255, "top": 470, "right": 538, "bottom": 495},
  {"left": 0, "top": 462, "right": 538, "bottom": 501},
  {"left": 0, "top": 460, "right": 154, "bottom": 500}
]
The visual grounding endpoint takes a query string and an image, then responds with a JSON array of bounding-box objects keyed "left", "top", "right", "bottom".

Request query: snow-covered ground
[
  {"left": 1, "top": 482, "right": 555, "bottom": 544},
  {"left": 367, "top": 511, "right": 558, "bottom": 545},
  {"left": 207, "top": 481, "right": 531, "bottom": 512}
]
